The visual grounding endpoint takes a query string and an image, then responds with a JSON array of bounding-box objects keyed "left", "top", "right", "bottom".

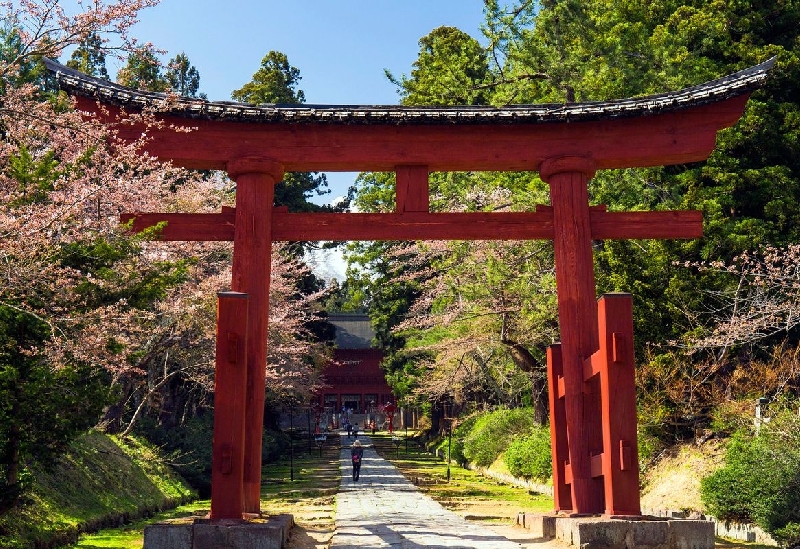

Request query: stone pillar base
[
  {"left": 143, "top": 514, "right": 293, "bottom": 549},
  {"left": 517, "top": 513, "right": 714, "bottom": 549}
]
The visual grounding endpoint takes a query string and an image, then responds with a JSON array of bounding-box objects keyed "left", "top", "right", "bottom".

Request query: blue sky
[
  {"left": 125, "top": 1, "right": 489, "bottom": 204},
  {"left": 120, "top": 1, "right": 490, "bottom": 280}
]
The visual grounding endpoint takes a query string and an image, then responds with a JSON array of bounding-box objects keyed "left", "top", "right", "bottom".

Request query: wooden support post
[
  {"left": 227, "top": 157, "right": 284, "bottom": 515},
  {"left": 596, "top": 294, "right": 640, "bottom": 515},
  {"left": 547, "top": 344, "right": 573, "bottom": 511},
  {"left": 395, "top": 165, "right": 430, "bottom": 213},
  {"left": 210, "top": 291, "right": 249, "bottom": 521},
  {"left": 541, "top": 156, "right": 602, "bottom": 514}
]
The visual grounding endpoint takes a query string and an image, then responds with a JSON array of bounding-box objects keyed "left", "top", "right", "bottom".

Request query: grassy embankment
[
  {"left": 69, "top": 433, "right": 342, "bottom": 549},
  {"left": 0, "top": 431, "right": 195, "bottom": 549}
]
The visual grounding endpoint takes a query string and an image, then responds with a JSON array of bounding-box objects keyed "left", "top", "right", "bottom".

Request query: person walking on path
[
  {"left": 331, "top": 433, "right": 529, "bottom": 548},
  {"left": 351, "top": 440, "right": 364, "bottom": 481}
]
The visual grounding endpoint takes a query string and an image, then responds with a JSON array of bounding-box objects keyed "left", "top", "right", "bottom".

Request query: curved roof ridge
[{"left": 44, "top": 57, "right": 775, "bottom": 125}]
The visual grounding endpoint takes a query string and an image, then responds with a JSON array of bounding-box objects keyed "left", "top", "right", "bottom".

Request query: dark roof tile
[{"left": 44, "top": 57, "right": 775, "bottom": 126}]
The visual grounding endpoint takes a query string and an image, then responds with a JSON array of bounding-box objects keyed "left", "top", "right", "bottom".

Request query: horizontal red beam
[
  {"left": 83, "top": 95, "right": 749, "bottom": 172},
  {"left": 121, "top": 209, "right": 702, "bottom": 242}
]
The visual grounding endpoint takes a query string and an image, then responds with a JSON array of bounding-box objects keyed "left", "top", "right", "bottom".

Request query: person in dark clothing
[
  {"left": 352, "top": 423, "right": 359, "bottom": 439},
  {"left": 351, "top": 440, "right": 364, "bottom": 481}
]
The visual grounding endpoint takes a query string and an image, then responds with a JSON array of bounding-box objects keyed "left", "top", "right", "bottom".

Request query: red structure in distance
[{"left": 316, "top": 313, "right": 394, "bottom": 423}]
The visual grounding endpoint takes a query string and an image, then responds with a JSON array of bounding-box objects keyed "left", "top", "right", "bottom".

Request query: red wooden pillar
[
  {"left": 541, "top": 156, "right": 602, "bottom": 514},
  {"left": 210, "top": 291, "right": 249, "bottom": 520},
  {"left": 547, "top": 344, "right": 572, "bottom": 511},
  {"left": 227, "top": 157, "right": 284, "bottom": 515},
  {"left": 596, "top": 294, "right": 640, "bottom": 515}
]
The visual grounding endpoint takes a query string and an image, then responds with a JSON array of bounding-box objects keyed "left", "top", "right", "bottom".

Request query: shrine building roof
[
  {"left": 44, "top": 57, "right": 775, "bottom": 126},
  {"left": 328, "top": 313, "right": 375, "bottom": 349}
]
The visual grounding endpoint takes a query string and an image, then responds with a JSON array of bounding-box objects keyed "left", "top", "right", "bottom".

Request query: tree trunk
[
  {"left": 1, "top": 399, "right": 22, "bottom": 515},
  {"left": 120, "top": 369, "right": 180, "bottom": 438},
  {"left": 99, "top": 375, "right": 137, "bottom": 433},
  {"left": 502, "top": 339, "right": 549, "bottom": 425},
  {"left": 429, "top": 402, "right": 444, "bottom": 437}
]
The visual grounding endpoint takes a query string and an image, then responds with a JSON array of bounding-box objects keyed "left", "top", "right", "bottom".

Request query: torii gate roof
[{"left": 45, "top": 57, "right": 774, "bottom": 174}]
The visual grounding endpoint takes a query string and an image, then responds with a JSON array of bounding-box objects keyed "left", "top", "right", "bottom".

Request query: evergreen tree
[
  {"left": 231, "top": 51, "right": 347, "bottom": 218},
  {"left": 66, "top": 32, "right": 109, "bottom": 79},
  {"left": 386, "top": 26, "right": 490, "bottom": 105},
  {"left": 231, "top": 51, "right": 305, "bottom": 104},
  {"left": 117, "top": 48, "right": 166, "bottom": 92},
  {"left": 165, "top": 52, "right": 201, "bottom": 97},
  {"left": 0, "top": 26, "right": 48, "bottom": 94}
]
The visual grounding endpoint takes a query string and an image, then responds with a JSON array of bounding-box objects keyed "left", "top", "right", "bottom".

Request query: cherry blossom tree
[
  {"left": 0, "top": 0, "right": 331, "bottom": 511},
  {"left": 685, "top": 245, "right": 800, "bottom": 356}
]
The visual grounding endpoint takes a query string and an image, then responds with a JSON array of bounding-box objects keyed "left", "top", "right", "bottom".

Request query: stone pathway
[{"left": 329, "top": 433, "right": 534, "bottom": 549}]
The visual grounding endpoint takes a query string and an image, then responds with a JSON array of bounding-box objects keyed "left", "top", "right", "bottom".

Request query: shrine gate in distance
[{"left": 46, "top": 57, "right": 774, "bottom": 521}]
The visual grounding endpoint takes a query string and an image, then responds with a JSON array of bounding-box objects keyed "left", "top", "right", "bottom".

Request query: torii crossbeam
[{"left": 46, "top": 57, "right": 774, "bottom": 519}]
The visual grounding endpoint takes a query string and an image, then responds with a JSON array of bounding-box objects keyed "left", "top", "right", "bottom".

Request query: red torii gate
[{"left": 46, "top": 57, "right": 773, "bottom": 520}]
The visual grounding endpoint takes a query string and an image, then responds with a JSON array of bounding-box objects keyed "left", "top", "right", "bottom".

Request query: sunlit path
[{"left": 330, "top": 433, "right": 525, "bottom": 549}]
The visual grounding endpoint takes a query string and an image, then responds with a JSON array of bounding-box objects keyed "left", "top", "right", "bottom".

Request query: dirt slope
[{"left": 640, "top": 439, "right": 725, "bottom": 514}]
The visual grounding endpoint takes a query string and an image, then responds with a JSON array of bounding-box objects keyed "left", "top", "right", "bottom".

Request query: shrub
[
  {"left": 462, "top": 408, "right": 536, "bottom": 467},
  {"left": 262, "top": 429, "right": 291, "bottom": 463},
  {"left": 637, "top": 427, "right": 668, "bottom": 474},
  {"left": 140, "top": 412, "right": 214, "bottom": 497},
  {"left": 504, "top": 425, "right": 551, "bottom": 480},
  {"left": 437, "top": 414, "right": 479, "bottom": 466},
  {"left": 774, "top": 522, "right": 800, "bottom": 549},
  {"left": 701, "top": 409, "right": 800, "bottom": 542}
]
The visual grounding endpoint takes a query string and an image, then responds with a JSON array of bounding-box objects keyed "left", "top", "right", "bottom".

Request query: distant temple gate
[
  {"left": 320, "top": 313, "right": 394, "bottom": 423},
  {"left": 46, "top": 57, "right": 774, "bottom": 520}
]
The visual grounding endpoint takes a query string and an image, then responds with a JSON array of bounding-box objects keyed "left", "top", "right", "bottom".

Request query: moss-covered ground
[
  {"left": 0, "top": 431, "right": 195, "bottom": 549},
  {"left": 68, "top": 433, "right": 341, "bottom": 549}
]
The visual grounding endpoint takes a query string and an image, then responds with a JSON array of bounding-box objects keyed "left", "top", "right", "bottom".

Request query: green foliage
[
  {"left": 165, "top": 52, "right": 200, "bottom": 97},
  {"left": 503, "top": 426, "right": 552, "bottom": 481},
  {"left": 435, "top": 413, "right": 479, "bottom": 467},
  {"left": 0, "top": 431, "right": 194, "bottom": 549},
  {"left": 774, "top": 522, "right": 800, "bottom": 549},
  {"left": 637, "top": 427, "right": 668, "bottom": 473},
  {"left": 66, "top": 32, "right": 109, "bottom": 79},
  {"left": 701, "top": 410, "right": 800, "bottom": 543},
  {"left": 0, "top": 306, "right": 113, "bottom": 515},
  {"left": 262, "top": 429, "right": 291, "bottom": 464},
  {"left": 138, "top": 413, "right": 214, "bottom": 497},
  {"left": 462, "top": 408, "right": 536, "bottom": 467},
  {"left": 6, "top": 147, "right": 61, "bottom": 205},
  {"left": 387, "top": 26, "right": 489, "bottom": 105},
  {"left": 0, "top": 25, "right": 48, "bottom": 93},
  {"left": 139, "top": 411, "right": 290, "bottom": 498},
  {"left": 116, "top": 49, "right": 167, "bottom": 92},
  {"left": 58, "top": 235, "right": 190, "bottom": 311},
  {"left": 231, "top": 51, "right": 304, "bottom": 104}
]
